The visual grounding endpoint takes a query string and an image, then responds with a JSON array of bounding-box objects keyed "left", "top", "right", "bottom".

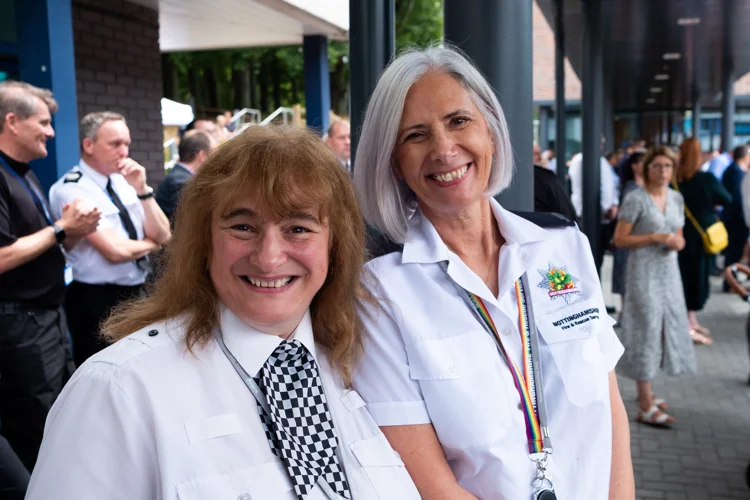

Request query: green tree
[{"left": 396, "top": 0, "right": 443, "bottom": 50}]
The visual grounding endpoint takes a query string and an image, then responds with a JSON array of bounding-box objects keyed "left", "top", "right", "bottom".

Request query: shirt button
[
  {"left": 502, "top": 328, "right": 513, "bottom": 336},
  {"left": 148, "top": 329, "right": 159, "bottom": 337},
  {"left": 448, "top": 365, "right": 458, "bottom": 374},
  {"left": 238, "top": 495, "right": 251, "bottom": 500}
]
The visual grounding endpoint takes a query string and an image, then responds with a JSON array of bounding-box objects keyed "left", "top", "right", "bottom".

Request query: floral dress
[{"left": 617, "top": 187, "right": 696, "bottom": 380}]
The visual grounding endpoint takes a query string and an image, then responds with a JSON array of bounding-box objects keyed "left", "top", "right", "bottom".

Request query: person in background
[
  {"left": 26, "top": 126, "right": 420, "bottom": 500},
  {"left": 186, "top": 118, "right": 221, "bottom": 143},
  {"left": 49, "top": 111, "right": 171, "bottom": 366},
  {"left": 542, "top": 148, "right": 556, "bottom": 173},
  {"left": 675, "top": 137, "right": 732, "bottom": 343},
  {"left": 721, "top": 145, "right": 750, "bottom": 281},
  {"left": 0, "top": 81, "right": 100, "bottom": 476},
  {"left": 352, "top": 46, "right": 633, "bottom": 500},
  {"left": 223, "top": 110, "right": 236, "bottom": 133},
  {"left": 611, "top": 151, "right": 646, "bottom": 323},
  {"left": 614, "top": 146, "right": 695, "bottom": 427},
  {"left": 533, "top": 144, "right": 576, "bottom": 219},
  {"left": 707, "top": 148, "right": 733, "bottom": 180},
  {"left": 324, "top": 119, "right": 351, "bottom": 172},
  {"left": 156, "top": 130, "right": 216, "bottom": 224}
]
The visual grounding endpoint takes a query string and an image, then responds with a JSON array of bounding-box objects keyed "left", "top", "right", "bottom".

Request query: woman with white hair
[{"left": 352, "top": 46, "right": 635, "bottom": 499}]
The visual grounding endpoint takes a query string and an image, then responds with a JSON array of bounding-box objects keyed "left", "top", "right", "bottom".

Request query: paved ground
[{"left": 600, "top": 255, "right": 750, "bottom": 499}]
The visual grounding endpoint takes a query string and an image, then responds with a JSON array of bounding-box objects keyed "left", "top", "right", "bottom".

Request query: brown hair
[
  {"left": 642, "top": 145, "right": 677, "bottom": 186},
  {"left": 676, "top": 137, "right": 702, "bottom": 182},
  {"left": 102, "top": 126, "right": 369, "bottom": 385}
]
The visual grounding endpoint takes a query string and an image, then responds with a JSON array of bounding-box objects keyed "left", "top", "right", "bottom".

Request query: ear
[
  {"left": 4, "top": 113, "right": 18, "bottom": 134},
  {"left": 82, "top": 137, "right": 95, "bottom": 156}
]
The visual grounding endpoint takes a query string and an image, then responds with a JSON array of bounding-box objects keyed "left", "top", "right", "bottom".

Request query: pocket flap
[
  {"left": 404, "top": 333, "right": 492, "bottom": 380},
  {"left": 176, "top": 461, "right": 293, "bottom": 499},
  {"left": 340, "top": 390, "right": 367, "bottom": 412},
  {"left": 184, "top": 413, "right": 242, "bottom": 444},
  {"left": 350, "top": 433, "right": 404, "bottom": 468}
]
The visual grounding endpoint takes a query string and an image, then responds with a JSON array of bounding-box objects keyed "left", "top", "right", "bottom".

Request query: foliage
[{"left": 165, "top": 0, "right": 443, "bottom": 117}]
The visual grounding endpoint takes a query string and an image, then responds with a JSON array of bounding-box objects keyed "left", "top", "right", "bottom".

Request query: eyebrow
[
  {"left": 399, "top": 108, "right": 475, "bottom": 135},
  {"left": 220, "top": 208, "right": 320, "bottom": 224}
]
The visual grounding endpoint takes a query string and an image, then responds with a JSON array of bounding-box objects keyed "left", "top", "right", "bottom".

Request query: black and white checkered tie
[{"left": 256, "top": 339, "right": 351, "bottom": 499}]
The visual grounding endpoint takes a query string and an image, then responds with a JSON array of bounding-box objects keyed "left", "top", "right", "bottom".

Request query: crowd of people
[{"left": 0, "top": 44, "right": 747, "bottom": 499}]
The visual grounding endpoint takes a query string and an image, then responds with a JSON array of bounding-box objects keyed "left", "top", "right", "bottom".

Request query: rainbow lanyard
[{"left": 456, "top": 272, "right": 552, "bottom": 456}]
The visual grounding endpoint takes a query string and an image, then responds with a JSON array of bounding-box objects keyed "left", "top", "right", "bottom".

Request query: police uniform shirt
[
  {"left": 0, "top": 150, "right": 65, "bottom": 306},
  {"left": 48, "top": 160, "right": 148, "bottom": 286},
  {"left": 26, "top": 308, "right": 420, "bottom": 500},
  {"left": 352, "top": 198, "right": 625, "bottom": 500}
]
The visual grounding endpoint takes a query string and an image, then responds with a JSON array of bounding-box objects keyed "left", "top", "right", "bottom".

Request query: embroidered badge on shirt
[{"left": 537, "top": 264, "right": 581, "bottom": 303}]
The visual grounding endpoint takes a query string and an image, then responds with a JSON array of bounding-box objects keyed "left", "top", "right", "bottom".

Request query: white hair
[{"left": 352, "top": 45, "right": 514, "bottom": 243}]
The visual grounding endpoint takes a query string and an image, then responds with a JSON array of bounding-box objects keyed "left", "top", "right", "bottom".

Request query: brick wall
[
  {"left": 532, "top": 1, "right": 581, "bottom": 103},
  {"left": 72, "top": 0, "right": 165, "bottom": 184}
]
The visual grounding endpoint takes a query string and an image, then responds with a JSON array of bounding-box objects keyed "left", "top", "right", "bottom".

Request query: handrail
[
  {"left": 260, "top": 107, "right": 294, "bottom": 126},
  {"left": 163, "top": 137, "right": 179, "bottom": 171},
  {"left": 231, "top": 108, "right": 262, "bottom": 129}
]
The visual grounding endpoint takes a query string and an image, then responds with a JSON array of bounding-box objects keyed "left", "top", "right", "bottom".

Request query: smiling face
[
  {"left": 9, "top": 96, "right": 55, "bottom": 162},
  {"left": 395, "top": 72, "right": 494, "bottom": 220},
  {"left": 209, "top": 199, "right": 331, "bottom": 337}
]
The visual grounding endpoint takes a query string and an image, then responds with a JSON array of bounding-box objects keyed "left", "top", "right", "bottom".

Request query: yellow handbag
[{"left": 673, "top": 182, "right": 728, "bottom": 254}]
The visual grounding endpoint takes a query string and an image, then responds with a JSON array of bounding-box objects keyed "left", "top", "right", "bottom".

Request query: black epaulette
[
  {"left": 63, "top": 170, "right": 82, "bottom": 183},
  {"left": 511, "top": 211, "right": 576, "bottom": 228}
]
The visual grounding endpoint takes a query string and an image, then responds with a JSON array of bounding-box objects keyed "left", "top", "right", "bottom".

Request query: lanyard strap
[
  {"left": 0, "top": 157, "right": 54, "bottom": 225},
  {"left": 440, "top": 262, "right": 552, "bottom": 455},
  {"left": 212, "top": 328, "right": 352, "bottom": 500}
]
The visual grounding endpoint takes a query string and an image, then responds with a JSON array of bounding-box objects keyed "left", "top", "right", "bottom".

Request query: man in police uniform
[
  {"left": 49, "top": 111, "right": 171, "bottom": 366},
  {"left": 0, "top": 81, "right": 100, "bottom": 475},
  {"left": 325, "top": 120, "right": 351, "bottom": 172}
]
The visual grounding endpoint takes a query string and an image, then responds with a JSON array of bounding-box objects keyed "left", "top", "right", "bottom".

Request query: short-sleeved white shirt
[
  {"left": 48, "top": 160, "right": 148, "bottom": 286},
  {"left": 27, "top": 307, "right": 420, "bottom": 500},
  {"left": 353, "top": 198, "right": 624, "bottom": 500}
]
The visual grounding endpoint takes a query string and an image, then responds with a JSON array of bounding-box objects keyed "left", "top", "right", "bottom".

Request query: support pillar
[
  {"left": 303, "top": 35, "right": 331, "bottom": 135},
  {"left": 554, "top": 0, "right": 567, "bottom": 183},
  {"left": 581, "top": 0, "right": 604, "bottom": 265},
  {"left": 538, "top": 106, "right": 550, "bottom": 151},
  {"left": 692, "top": 98, "right": 701, "bottom": 139},
  {"left": 444, "top": 0, "right": 533, "bottom": 211},
  {"left": 349, "top": 0, "right": 395, "bottom": 163},
  {"left": 16, "top": 0, "right": 78, "bottom": 192}
]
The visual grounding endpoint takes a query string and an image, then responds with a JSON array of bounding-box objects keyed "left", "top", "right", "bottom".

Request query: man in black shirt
[
  {"left": 0, "top": 81, "right": 100, "bottom": 476},
  {"left": 533, "top": 144, "right": 577, "bottom": 220}
]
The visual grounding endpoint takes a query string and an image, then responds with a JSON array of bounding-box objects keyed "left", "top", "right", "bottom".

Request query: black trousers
[
  {"left": 0, "top": 303, "right": 75, "bottom": 471},
  {"left": 65, "top": 281, "right": 143, "bottom": 366},
  {"left": 0, "top": 431, "right": 29, "bottom": 500}
]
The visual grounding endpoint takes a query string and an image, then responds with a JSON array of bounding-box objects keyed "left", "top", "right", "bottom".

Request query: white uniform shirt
[
  {"left": 48, "top": 160, "right": 148, "bottom": 285},
  {"left": 568, "top": 154, "right": 617, "bottom": 218},
  {"left": 27, "top": 307, "right": 420, "bottom": 500},
  {"left": 353, "top": 199, "right": 624, "bottom": 500}
]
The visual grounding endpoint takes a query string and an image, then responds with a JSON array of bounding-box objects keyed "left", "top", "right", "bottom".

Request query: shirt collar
[
  {"left": 0, "top": 149, "right": 30, "bottom": 176},
  {"left": 176, "top": 162, "right": 194, "bottom": 174},
  {"left": 218, "top": 305, "right": 317, "bottom": 377},
  {"left": 78, "top": 159, "right": 110, "bottom": 190},
  {"left": 401, "top": 197, "right": 549, "bottom": 265}
]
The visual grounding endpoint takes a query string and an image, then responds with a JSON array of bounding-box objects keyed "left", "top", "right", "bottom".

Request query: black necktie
[{"left": 106, "top": 178, "right": 137, "bottom": 240}]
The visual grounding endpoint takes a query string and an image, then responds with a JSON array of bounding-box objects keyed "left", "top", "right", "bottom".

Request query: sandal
[
  {"left": 692, "top": 325, "right": 712, "bottom": 336},
  {"left": 637, "top": 405, "right": 674, "bottom": 428},
  {"left": 690, "top": 330, "right": 713, "bottom": 345},
  {"left": 634, "top": 395, "right": 668, "bottom": 411}
]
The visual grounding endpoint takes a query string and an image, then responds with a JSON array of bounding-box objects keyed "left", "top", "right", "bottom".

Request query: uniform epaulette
[
  {"left": 511, "top": 211, "right": 576, "bottom": 228},
  {"left": 63, "top": 170, "right": 82, "bottom": 183}
]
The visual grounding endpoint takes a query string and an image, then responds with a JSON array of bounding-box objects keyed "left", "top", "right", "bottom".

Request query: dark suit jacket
[
  {"left": 156, "top": 164, "right": 193, "bottom": 225},
  {"left": 721, "top": 162, "right": 746, "bottom": 233},
  {"left": 534, "top": 165, "right": 577, "bottom": 221}
]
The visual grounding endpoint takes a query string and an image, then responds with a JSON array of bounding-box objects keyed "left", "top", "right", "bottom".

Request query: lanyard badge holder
[{"left": 440, "top": 262, "right": 556, "bottom": 500}]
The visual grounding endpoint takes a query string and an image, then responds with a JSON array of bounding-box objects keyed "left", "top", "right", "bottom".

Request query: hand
[
  {"left": 650, "top": 233, "right": 672, "bottom": 245},
  {"left": 118, "top": 158, "right": 148, "bottom": 194},
  {"left": 606, "top": 206, "right": 619, "bottom": 221},
  {"left": 58, "top": 199, "right": 102, "bottom": 237}
]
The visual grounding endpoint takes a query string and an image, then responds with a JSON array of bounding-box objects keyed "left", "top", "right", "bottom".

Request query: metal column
[
  {"left": 721, "top": 0, "right": 735, "bottom": 152},
  {"left": 538, "top": 106, "right": 550, "bottom": 151},
  {"left": 444, "top": 0, "right": 534, "bottom": 211},
  {"left": 302, "top": 35, "right": 331, "bottom": 135},
  {"left": 555, "top": 0, "right": 567, "bottom": 183},
  {"left": 581, "top": 0, "right": 604, "bottom": 266},
  {"left": 16, "top": 0, "right": 79, "bottom": 192},
  {"left": 349, "top": 0, "right": 395, "bottom": 163},
  {"left": 692, "top": 101, "right": 701, "bottom": 139}
]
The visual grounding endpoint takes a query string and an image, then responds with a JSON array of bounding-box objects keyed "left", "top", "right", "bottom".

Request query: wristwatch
[
  {"left": 137, "top": 188, "right": 155, "bottom": 200},
  {"left": 53, "top": 223, "right": 66, "bottom": 243}
]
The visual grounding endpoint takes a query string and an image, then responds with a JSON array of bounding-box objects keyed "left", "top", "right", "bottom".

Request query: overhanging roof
[
  {"left": 537, "top": 0, "right": 750, "bottom": 112},
  {"left": 130, "top": 0, "right": 349, "bottom": 52}
]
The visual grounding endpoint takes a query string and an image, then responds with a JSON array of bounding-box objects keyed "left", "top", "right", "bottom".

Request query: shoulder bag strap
[{"left": 672, "top": 180, "right": 706, "bottom": 238}]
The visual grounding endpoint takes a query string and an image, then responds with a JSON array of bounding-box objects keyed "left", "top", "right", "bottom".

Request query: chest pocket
[
  {"left": 175, "top": 460, "right": 295, "bottom": 500},
  {"left": 538, "top": 300, "right": 611, "bottom": 407},
  {"left": 404, "top": 332, "right": 509, "bottom": 449},
  {"left": 339, "top": 391, "right": 420, "bottom": 499}
]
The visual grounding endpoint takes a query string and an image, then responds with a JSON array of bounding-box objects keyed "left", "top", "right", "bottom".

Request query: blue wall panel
[{"left": 303, "top": 35, "right": 331, "bottom": 135}]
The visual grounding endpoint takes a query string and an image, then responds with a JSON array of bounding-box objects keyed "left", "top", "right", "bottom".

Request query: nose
[
  {"left": 119, "top": 145, "right": 129, "bottom": 158},
  {"left": 253, "top": 229, "right": 286, "bottom": 271},
  {"left": 430, "top": 128, "right": 457, "bottom": 164},
  {"left": 46, "top": 125, "right": 55, "bottom": 139}
]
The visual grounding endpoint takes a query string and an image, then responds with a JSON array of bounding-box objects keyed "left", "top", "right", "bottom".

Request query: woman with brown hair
[
  {"left": 26, "top": 127, "right": 419, "bottom": 500},
  {"left": 614, "top": 146, "right": 696, "bottom": 427},
  {"left": 675, "top": 137, "right": 732, "bottom": 344}
]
